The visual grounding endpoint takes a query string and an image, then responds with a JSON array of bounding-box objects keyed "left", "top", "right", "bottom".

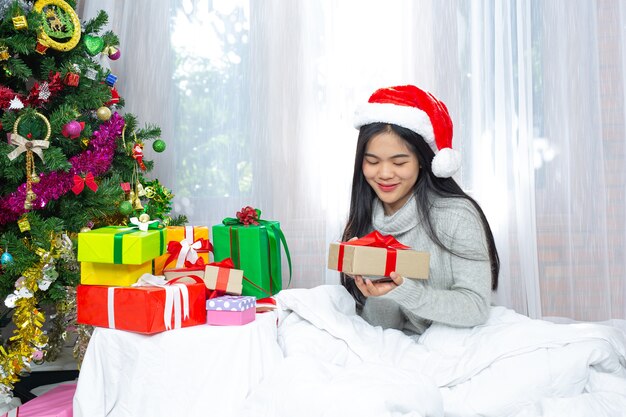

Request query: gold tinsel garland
[
  {"left": 0, "top": 236, "right": 65, "bottom": 400},
  {"left": 0, "top": 270, "right": 48, "bottom": 397}
]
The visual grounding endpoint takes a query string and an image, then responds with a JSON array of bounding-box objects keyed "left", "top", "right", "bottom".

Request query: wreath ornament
[
  {"left": 7, "top": 112, "right": 51, "bottom": 211},
  {"left": 33, "top": 0, "right": 82, "bottom": 53}
]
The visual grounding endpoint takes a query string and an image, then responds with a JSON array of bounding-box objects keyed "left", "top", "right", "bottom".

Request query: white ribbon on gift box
[
  {"left": 106, "top": 274, "right": 191, "bottom": 330},
  {"left": 176, "top": 238, "right": 202, "bottom": 269},
  {"left": 129, "top": 216, "right": 160, "bottom": 232},
  {"left": 184, "top": 225, "right": 195, "bottom": 241}
]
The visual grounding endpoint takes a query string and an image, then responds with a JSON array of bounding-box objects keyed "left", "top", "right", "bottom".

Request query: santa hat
[{"left": 353, "top": 85, "right": 460, "bottom": 178}]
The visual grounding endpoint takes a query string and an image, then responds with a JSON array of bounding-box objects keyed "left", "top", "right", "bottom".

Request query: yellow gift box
[
  {"left": 154, "top": 226, "right": 211, "bottom": 274},
  {"left": 81, "top": 261, "right": 152, "bottom": 286},
  {"left": 77, "top": 226, "right": 167, "bottom": 265}
]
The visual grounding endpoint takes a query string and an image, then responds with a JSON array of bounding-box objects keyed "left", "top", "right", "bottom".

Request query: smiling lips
[{"left": 377, "top": 183, "right": 399, "bottom": 192}]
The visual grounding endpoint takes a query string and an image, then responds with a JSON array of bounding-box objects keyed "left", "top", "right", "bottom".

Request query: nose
[{"left": 377, "top": 162, "right": 394, "bottom": 180}]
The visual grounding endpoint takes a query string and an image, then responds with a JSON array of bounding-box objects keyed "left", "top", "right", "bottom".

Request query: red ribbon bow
[
  {"left": 209, "top": 258, "right": 235, "bottom": 269},
  {"left": 236, "top": 206, "right": 260, "bottom": 226},
  {"left": 164, "top": 238, "right": 210, "bottom": 269},
  {"left": 344, "top": 231, "right": 410, "bottom": 250},
  {"left": 184, "top": 257, "right": 205, "bottom": 268},
  {"left": 338, "top": 231, "right": 410, "bottom": 277},
  {"left": 71, "top": 172, "right": 98, "bottom": 195}
]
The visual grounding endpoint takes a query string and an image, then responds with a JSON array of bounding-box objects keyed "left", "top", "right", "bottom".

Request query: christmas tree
[{"left": 0, "top": 0, "right": 184, "bottom": 401}]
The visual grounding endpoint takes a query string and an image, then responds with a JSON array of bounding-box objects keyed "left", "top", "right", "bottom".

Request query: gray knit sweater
[{"left": 359, "top": 194, "right": 492, "bottom": 335}]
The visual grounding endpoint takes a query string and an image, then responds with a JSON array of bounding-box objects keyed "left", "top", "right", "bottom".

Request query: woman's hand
[{"left": 354, "top": 272, "right": 404, "bottom": 297}]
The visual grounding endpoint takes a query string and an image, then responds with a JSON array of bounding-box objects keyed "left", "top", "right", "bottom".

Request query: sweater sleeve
[{"left": 382, "top": 206, "right": 492, "bottom": 328}]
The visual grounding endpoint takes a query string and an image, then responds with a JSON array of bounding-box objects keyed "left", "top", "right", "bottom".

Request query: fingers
[
  {"left": 362, "top": 277, "right": 391, "bottom": 297},
  {"left": 355, "top": 273, "right": 404, "bottom": 298},
  {"left": 389, "top": 271, "right": 404, "bottom": 286},
  {"left": 354, "top": 275, "right": 370, "bottom": 297}
]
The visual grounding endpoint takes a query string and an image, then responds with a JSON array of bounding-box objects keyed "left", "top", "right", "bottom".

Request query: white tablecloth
[{"left": 73, "top": 313, "right": 282, "bottom": 417}]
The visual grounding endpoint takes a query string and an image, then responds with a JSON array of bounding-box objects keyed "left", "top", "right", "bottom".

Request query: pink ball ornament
[
  {"left": 62, "top": 120, "right": 83, "bottom": 139},
  {"left": 108, "top": 46, "right": 121, "bottom": 60}
]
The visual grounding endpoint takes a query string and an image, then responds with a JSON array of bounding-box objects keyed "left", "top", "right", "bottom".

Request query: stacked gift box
[
  {"left": 76, "top": 224, "right": 208, "bottom": 334},
  {"left": 78, "top": 225, "right": 166, "bottom": 287},
  {"left": 75, "top": 215, "right": 287, "bottom": 332}
]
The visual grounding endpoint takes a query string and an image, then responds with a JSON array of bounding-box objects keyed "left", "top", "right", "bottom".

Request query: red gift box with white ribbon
[{"left": 77, "top": 274, "right": 207, "bottom": 334}]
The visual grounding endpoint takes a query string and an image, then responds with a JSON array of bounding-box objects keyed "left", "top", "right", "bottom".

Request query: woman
[{"left": 341, "top": 85, "right": 499, "bottom": 335}]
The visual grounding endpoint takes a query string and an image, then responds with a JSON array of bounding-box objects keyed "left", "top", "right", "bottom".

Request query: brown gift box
[
  {"left": 328, "top": 242, "right": 429, "bottom": 280},
  {"left": 204, "top": 264, "right": 243, "bottom": 295}
]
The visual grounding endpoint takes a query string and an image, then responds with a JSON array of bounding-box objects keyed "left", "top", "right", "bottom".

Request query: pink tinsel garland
[{"left": 0, "top": 113, "right": 125, "bottom": 225}]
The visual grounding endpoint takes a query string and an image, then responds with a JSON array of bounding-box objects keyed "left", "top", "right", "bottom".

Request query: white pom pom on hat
[{"left": 353, "top": 85, "right": 460, "bottom": 178}]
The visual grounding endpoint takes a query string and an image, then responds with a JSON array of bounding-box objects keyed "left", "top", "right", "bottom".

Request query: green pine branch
[
  {"left": 82, "top": 10, "right": 108, "bottom": 35},
  {"left": 6, "top": 56, "right": 32, "bottom": 81}
]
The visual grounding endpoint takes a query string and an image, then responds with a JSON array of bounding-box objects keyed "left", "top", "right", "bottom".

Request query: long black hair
[{"left": 340, "top": 123, "right": 500, "bottom": 305}]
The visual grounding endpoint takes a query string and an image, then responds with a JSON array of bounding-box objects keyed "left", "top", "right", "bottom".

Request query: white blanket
[{"left": 237, "top": 285, "right": 626, "bottom": 417}]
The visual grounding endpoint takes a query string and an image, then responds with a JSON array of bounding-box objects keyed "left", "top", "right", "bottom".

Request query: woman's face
[{"left": 362, "top": 130, "right": 419, "bottom": 215}]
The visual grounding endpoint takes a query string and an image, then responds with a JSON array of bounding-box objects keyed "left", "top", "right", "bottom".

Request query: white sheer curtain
[{"left": 80, "top": 0, "right": 626, "bottom": 322}]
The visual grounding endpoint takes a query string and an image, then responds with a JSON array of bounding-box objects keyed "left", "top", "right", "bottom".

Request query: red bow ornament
[{"left": 72, "top": 172, "right": 98, "bottom": 195}]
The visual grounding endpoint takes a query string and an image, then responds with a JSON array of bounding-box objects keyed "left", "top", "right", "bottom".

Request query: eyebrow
[{"left": 364, "top": 152, "right": 411, "bottom": 159}]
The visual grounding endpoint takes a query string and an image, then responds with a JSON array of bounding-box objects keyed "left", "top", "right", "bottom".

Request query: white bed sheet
[
  {"left": 73, "top": 312, "right": 282, "bottom": 417},
  {"left": 73, "top": 285, "right": 626, "bottom": 417},
  {"left": 236, "top": 285, "right": 626, "bottom": 417}
]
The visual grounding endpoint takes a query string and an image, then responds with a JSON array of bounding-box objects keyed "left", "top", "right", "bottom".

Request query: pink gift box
[
  {"left": 2, "top": 383, "right": 75, "bottom": 417},
  {"left": 206, "top": 295, "right": 256, "bottom": 326}
]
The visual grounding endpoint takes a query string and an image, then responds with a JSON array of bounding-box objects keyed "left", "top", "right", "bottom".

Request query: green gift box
[
  {"left": 212, "top": 209, "right": 291, "bottom": 299},
  {"left": 77, "top": 226, "right": 167, "bottom": 265}
]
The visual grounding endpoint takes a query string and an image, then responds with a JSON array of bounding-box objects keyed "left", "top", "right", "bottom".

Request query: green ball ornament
[
  {"left": 119, "top": 201, "right": 133, "bottom": 215},
  {"left": 152, "top": 139, "right": 166, "bottom": 153}
]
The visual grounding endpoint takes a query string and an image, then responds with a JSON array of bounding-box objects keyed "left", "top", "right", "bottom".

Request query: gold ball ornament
[
  {"left": 80, "top": 227, "right": 91, "bottom": 233},
  {"left": 31, "top": 173, "right": 41, "bottom": 184},
  {"left": 33, "top": 0, "right": 82, "bottom": 52},
  {"left": 138, "top": 213, "right": 150, "bottom": 223},
  {"left": 96, "top": 106, "right": 112, "bottom": 121}
]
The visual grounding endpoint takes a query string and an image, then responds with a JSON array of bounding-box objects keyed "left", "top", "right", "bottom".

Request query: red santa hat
[{"left": 353, "top": 85, "right": 460, "bottom": 178}]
